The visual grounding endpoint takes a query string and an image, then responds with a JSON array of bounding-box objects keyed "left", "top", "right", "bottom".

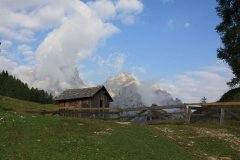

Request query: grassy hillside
[
  {"left": 219, "top": 87, "right": 240, "bottom": 102},
  {"left": 0, "top": 96, "right": 240, "bottom": 160},
  {"left": 0, "top": 112, "right": 201, "bottom": 160},
  {"left": 0, "top": 96, "right": 58, "bottom": 113}
]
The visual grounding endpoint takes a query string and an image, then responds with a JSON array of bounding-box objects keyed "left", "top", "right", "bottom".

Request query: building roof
[{"left": 55, "top": 85, "right": 113, "bottom": 101}]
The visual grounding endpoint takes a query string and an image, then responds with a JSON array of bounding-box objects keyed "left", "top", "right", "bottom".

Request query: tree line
[{"left": 0, "top": 70, "right": 53, "bottom": 104}]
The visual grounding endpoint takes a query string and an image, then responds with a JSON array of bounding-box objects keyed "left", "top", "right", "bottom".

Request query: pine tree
[
  {"left": 0, "top": 70, "right": 53, "bottom": 104},
  {"left": 216, "top": 0, "right": 240, "bottom": 87},
  {"left": 200, "top": 96, "right": 207, "bottom": 103}
]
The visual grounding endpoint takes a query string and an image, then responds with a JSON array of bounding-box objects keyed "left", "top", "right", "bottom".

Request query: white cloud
[
  {"left": 116, "top": 0, "right": 143, "bottom": 24},
  {"left": 0, "top": 40, "right": 12, "bottom": 55},
  {"left": 105, "top": 72, "right": 178, "bottom": 107},
  {"left": 0, "top": 0, "right": 143, "bottom": 42},
  {"left": 97, "top": 52, "right": 126, "bottom": 72},
  {"left": 0, "top": 56, "right": 34, "bottom": 85},
  {"left": 160, "top": 66, "right": 232, "bottom": 103},
  {"left": 0, "top": 27, "right": 35, "bottom": 42},
  {"left": 184, "top": 22, "right": 190, "bottom": 28},
  {"left": 0, "top": 1, "right": 65, "bottom": 42},
  {"left": 33, "top": 1, "right": 119, "bottom": 93},
  {"left": 87, "top": 0, "right": 144, "bottom": 24},
  {"left": 87, "top": 0, "right": 116, "bottom": 20},
  {"left": 17, "top": 44, "right": 33, "bottom": 55},
  {"left": 0, "top": 0, "right": 70, "bottom": 30},
  {"left": 0, "top": 40, "right": 12, "bottom": 49},
  {"left": 13, "top": 66, "right": 35, "bottom": 85},
  {"left": 137, "top": 80, "right": 174, "bottom": 106},
  {"left": 0, "top": 56, "right": 17, "bottom": 72},
  {"left": 17, "top": 44, "right": 34, "bottom": 63},
  {"left": 132, "top": 66, "right": 146, "bottom": 73},
  {"left": 116, "top": 0, "right": 143, "bottom": 12},
  {"left": 206, "top": 65, "right": 231, "bottom": 73},
  {"left": 113, "top": 53, "right": 126, "bottom": 71},
  {"left": 0, "top": 0, "right": 144, "bottom": 94}
]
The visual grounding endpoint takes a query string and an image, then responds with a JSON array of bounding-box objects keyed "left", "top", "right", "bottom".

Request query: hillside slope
[
  {"left": 0, "top": 96, "right": 58, "bottom": 112},
  {"left": 219, "top": 87, "right": 240, "bottom": 102}
]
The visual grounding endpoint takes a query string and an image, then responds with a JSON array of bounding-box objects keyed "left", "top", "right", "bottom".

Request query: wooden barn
[{"left": 55, "top": 85, "right": 113, "bottom": 109}]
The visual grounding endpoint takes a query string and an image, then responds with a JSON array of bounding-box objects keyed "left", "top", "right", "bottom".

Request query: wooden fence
[
  {"left": 116, "top": 104, "right": 186, "bottom": 124},
  {"left": 25, "top": 102, "right": 240, "bottom": 125},
  {"left": 185, "top": 102, "right": 240, "bottom": 125},
  {"left": 58, "top": 105, "right": 186, "bottom": 123},
  {"left": 58, "top": 107, "right": 120, "bottom": 120}
]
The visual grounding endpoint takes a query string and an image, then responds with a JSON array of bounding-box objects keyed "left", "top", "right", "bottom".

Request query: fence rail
[
  {"left": 185, "top": 102, "right": 240, "bottom": 125},
  {"left": 59, "top": 107, "right": 112, "bottom": 111},
  {"left": 185, "top": 102, "right": 240, "bottom": 106},
  {"left": 23, "top": 102, "right": 240, "bottom": 125}
]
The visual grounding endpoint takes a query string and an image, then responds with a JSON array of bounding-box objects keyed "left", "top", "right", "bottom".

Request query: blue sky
[
  {"left": 0, "top": 0, "right": 232, "bottom": 102},
  {"left": 82, "top": 0, "right": 223, "bottom": 82}
]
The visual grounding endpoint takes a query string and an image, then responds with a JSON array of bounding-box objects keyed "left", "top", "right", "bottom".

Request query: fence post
[
  {"left": 149, "top": 108, "right": 153, "bottom": 121},
  {"left": 220, "top": 108, "right": 225, "bottom": 125},
  {"left": 183, "top": 105, "right": 187, "bottom": 121},
  {"left": 185, "top": 105, "right": 191, "bottom": 124},
  {"left": 119, "top": 110, "right": 123, "bottom": 122}
]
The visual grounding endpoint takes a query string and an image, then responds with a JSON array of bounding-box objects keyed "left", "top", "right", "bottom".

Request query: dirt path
[
  {"left": 154, "top": 126, "right": 240, "bottom": 160},
  {"left": 194, "top": 127, "right": 240, "bottom": 152}
]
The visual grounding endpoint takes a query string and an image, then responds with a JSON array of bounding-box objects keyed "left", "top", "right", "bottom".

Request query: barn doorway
[{"left": 100, "top": 100, "right": 103, "bottom": 118}]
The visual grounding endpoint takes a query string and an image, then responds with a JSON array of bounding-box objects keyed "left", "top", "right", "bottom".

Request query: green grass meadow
[{"left": 0, "top": 96, "right": 240, "bottom": 160}]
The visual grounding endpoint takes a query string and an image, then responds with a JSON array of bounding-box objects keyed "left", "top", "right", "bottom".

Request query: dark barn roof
[{"left": 55, "top": 85, "right": 113, "bottom": 101}]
